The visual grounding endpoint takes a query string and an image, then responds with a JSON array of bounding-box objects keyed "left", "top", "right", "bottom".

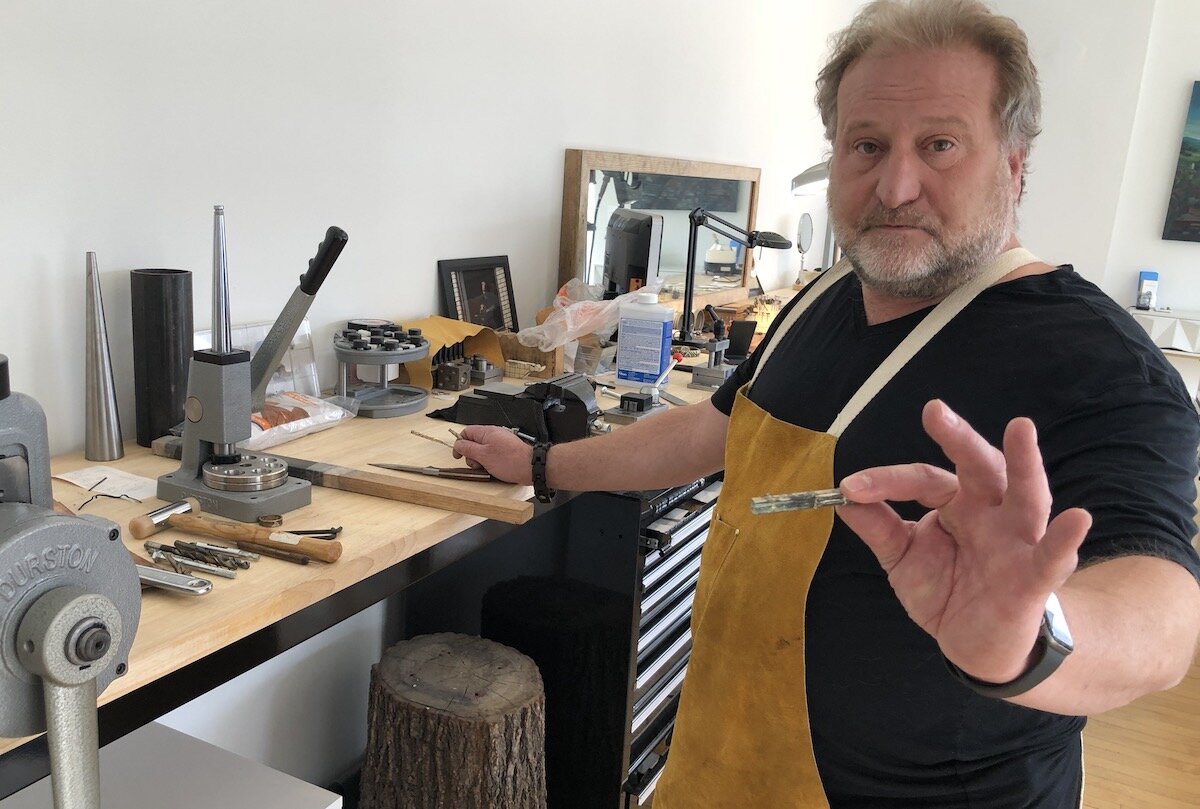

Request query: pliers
[{"left": 369, "top": 463, "right": 496, "bottom": 482}]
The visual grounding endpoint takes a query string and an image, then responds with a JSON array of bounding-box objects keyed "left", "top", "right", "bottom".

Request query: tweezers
[
  {"left": 749, "top": 488, "right": 849, "bottom": 514},
  {"left": 370, "top": 463, "right": 496, "bottom": 481}
]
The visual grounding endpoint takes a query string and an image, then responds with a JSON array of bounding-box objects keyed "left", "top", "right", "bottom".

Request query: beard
[{"left": 831, "top": 165, "right": 1016, "bottom": 299}]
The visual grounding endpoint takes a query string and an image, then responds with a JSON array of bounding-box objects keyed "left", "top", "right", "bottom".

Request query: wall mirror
[{"left": 559, "top": 150, "right": 761, "bottom": 309}]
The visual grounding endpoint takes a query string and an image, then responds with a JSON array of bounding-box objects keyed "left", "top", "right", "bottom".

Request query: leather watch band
[{"left": 531, "top": 442, "right": 555, "bottom": 503}]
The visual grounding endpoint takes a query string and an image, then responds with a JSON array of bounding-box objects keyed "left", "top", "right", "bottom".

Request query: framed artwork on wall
[
  {"left": 438, "top": 255, "right": 519, "bottom": 332},
  {"left": 1163, "top": 81, "right": 1200, "bottom": 243}
]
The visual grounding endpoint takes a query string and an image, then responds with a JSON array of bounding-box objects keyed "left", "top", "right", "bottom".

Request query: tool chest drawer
[
  {"left": 637, "top": 581, "right": 696, "bottom": 660},
  {"left": 640, "top": 513, "right": 710, "bottom": 597},
  {"left": 640, "top": 481, "right": 722, "bottom": 555},
  {"left": 625, "top": 713, "right": 674, "bottom": 807},
  {"left": 639, "top": 533, "right": 705, "bottom": 624}
]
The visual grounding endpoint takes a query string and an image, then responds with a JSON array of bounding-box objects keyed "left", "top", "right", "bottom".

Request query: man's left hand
[{"left": 836, "top": 399, "right": 1092, "bottom": 684}]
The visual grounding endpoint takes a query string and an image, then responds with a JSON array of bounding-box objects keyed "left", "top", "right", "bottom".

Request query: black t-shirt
[{"left": 711, "top": 267, "right": 1200, "bottom": 808}]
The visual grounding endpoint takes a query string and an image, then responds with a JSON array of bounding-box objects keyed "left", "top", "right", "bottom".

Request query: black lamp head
[{"left": 749, "top": 231, "right": 792, "bottom": 250}]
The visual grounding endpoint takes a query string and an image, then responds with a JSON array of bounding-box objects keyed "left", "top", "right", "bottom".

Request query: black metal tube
[
  {"left": 130, "top": 269, "right": 193, "bottom": 447},
  {"left": 681, "top": 209, "right": 703, "bottom": 341}
]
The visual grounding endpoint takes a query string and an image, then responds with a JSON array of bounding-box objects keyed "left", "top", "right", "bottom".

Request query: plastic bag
[
  {"left": 239, "top": 391, "right": 358, "bottom": 452},
  {"left": 517, "top": 279, "right": 662, "bottom": 352}
]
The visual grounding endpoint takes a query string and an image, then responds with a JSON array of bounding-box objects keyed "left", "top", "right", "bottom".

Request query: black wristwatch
[
  {"left": 531, "top": 442, "right": 556, "bottom": 503},
  {"left": 945, "top": 592, "right": 1074, "bottom": 698}
]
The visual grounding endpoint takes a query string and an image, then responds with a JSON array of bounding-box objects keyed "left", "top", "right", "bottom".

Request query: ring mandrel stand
[{"left": 84, "top": 252, "right": 124, "bottom": 462}]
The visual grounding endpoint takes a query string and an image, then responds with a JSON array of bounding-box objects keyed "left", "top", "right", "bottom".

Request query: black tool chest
[{"left": 622, "top": 475, "right": 722, "bottom": 807}]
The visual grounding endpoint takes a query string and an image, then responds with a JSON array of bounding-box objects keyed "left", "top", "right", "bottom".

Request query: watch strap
[
  {"left": 944, "top": 600, "right": 1072, "bottom": 698},
  {"left": 531, "top": 442, "right": 555, "bottom": 503}
]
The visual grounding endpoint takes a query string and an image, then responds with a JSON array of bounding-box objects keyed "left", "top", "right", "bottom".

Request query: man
[
  {"left": 456, "top": 1, "right": 1200, "bottom": 805},
  {"left": 468, "top": 278, "right": 503, "bottom": 330}
]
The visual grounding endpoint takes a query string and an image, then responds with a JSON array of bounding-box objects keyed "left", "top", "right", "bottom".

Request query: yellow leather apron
[{"left": 653, "top": 249, "right": 1039, "bottom": 808}]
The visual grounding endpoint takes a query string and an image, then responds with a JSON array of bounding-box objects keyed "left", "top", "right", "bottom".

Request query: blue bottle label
[{"left": 616, "top": 316, "right": 672, "bottom": 383}]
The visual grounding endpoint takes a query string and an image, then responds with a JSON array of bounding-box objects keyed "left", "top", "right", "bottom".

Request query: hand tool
[
  {"left": 147, "top": 547, "right": 238, "bottom": 579},
  {"left": 274, "top": 457, "right": 534, "bottom": 524},
  {"left": 151, "top": 437, "right": 535, "bottom": 525},
  {"left": 156, "top": 211, "right": 348, "bottom": 523},
  {"left": 641, "top": 358, "right": 686, "bottom": 405},
  {"left": 688, "top": 310, "right": 734, "bottom": 391},
  {"left": 411, "top": 429, "right": 458, "bottom": 450},
  {"left": 748, "top": 488, "right": 849, "bottom": 515},
  {"left": 369, "top": 464, "right": 495, "bottom": 481},
  {"left": 129, "top": 499, "right": 342, "bottom": 563},
  {"left": 173, "top": 540, "right": 250, "bottom": 568},
  {"left": 134, "top": 565, "right": 212, "bottom": 596},
  {"left": 504, "top": 426, "right": 538, "bottom": 444},
  {"left": 128, "top": 549, "right": 212, "bottom": 594},
  {"left": 236, "top": 541, "right": 310, "bottom": 565},
  {"left": 655, "top": 388, "right": 688, "bottom": 407},
  {"left": 191, "top": 540, "right": 259, "bottom": 561},
  {"left": 292, "top": 526, "right": 342, "bottom": 538}
]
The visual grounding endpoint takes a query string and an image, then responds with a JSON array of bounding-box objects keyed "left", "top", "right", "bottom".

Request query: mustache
[{"left": 856, "top": 207, "right": 937, "bottom": 233}]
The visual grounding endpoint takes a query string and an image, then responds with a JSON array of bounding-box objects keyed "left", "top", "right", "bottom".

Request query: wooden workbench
[
  {"left": 0, "top": 403, "right": 528, "bottom": 759},
  {"left": 0, "top": 370, "right": 715, "bottom": 794}
]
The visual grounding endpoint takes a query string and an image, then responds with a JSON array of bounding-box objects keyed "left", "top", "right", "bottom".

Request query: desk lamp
[
  {"left": 678, "top": 208, "right": 791, "bottom": 346},
  {"left": 791, "top": 160, "right": 838, "bottom": 270}
]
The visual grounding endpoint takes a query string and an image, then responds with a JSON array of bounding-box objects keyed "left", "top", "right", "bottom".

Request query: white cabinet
[
  {"left": 1128, "top": 309, "right": 1200, "bottom": 400},
  {"left": 0, "top": 723, "right": 341, "bottom": 809}
]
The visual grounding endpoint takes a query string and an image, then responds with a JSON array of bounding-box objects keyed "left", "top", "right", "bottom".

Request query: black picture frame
[
  {"left": 1163, "top": 80, "right": 1200, "bottom": 243},
  {"left": 437, "top": 255, "right": 519, "bottom": 332}
]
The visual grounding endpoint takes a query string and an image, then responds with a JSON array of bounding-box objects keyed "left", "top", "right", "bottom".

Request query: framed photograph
[
  {"left": 438, "top": 255, "right": 519, "bottom": 332},
  {"left": 1163, "top": 81, "right": 1200, "bottom": 242}
]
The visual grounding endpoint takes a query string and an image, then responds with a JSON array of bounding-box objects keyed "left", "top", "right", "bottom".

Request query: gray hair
[{"left": 816, "top": 0, "right": 1041, "bottom": 158}]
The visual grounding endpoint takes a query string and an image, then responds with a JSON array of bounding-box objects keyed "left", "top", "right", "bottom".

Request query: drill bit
[
  {"left": 411, "top": 429, "right": 458, "bottom": 450},
  {"left": 749, "top": 488, "right": 849, "bottom": 515}
]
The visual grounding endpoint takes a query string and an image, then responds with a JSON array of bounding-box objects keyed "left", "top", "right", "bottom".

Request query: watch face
[{"left": 1044, "top": 592, "right": 1074, "bottom": 653}]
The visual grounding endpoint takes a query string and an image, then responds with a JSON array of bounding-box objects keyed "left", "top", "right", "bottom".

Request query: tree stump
[{"left": 360, "top": 632, "right": 547, "bottom": 809}]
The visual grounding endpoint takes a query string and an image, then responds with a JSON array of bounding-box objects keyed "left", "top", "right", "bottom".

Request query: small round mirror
[{"left": 796, "top": 213, "right": 814, "bottom": 255}]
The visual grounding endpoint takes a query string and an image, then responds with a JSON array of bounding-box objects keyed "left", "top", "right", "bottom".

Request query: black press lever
[
  {"left": 250, "top": 226, "right": 349, "bottom": 411},
  {"left": 704, "top": 304, "right": 726, "bottom": 341}
]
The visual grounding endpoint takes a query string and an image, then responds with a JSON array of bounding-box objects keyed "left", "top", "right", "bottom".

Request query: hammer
[{"left": 129, "top": 499, "right": 342, "bottom": 563}]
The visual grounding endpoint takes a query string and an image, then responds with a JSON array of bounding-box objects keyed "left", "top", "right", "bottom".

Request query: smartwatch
[
  {"left": 531, "top": 442, "right": 556, "bottom": 503},
  {"left": 945, "top": 592, "right": 1074, "bottom": 698}
]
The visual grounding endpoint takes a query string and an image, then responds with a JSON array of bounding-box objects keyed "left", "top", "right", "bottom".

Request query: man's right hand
[
  {"left": 453, "top": 425, "right": 535, "bottom": 484},
  {"left": 451, "top": 400, "right": 729, "bottom": 495}
]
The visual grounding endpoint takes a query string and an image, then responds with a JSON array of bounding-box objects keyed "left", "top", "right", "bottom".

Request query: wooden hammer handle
[{"left": 165, "top": 514, "right": 342, "bottom": 563}]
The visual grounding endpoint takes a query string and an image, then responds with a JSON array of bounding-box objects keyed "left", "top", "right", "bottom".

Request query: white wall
[
  {"left": 0, "top": 0, "right": 853, "bottom": 786},
  {"left": 0, "top": 0, "right": 848, "bottom": 455},
  {"left": 1105, "top": 0, "right": 1200, "bottom": 312},
  {"left": 5, "top": 1, "right": 1189, "bottom": 457},
  {"left": 985, "top": 1, "right": 1156, "bottom": 281}
]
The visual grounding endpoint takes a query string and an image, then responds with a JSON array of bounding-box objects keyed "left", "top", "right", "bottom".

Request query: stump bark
[{"left": 360, "top": 632, "right": 547, "bottom": 809}]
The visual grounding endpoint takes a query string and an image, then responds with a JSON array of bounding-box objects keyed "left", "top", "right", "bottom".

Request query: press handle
[{"left": 299, "top": 226, "right": 349, "bottom": 295}]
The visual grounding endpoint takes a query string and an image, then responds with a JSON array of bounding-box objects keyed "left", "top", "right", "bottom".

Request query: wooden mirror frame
[{"left": 558, "top": 150, "right": 762, "bottom": 298}]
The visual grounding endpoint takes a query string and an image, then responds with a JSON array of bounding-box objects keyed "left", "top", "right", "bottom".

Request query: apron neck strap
[
  {"left": 749, "top": 247, "right": 1041, "bottom": 437},
  {"left": 751, "top": 257, "right": 855, "bottom": 385}
]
